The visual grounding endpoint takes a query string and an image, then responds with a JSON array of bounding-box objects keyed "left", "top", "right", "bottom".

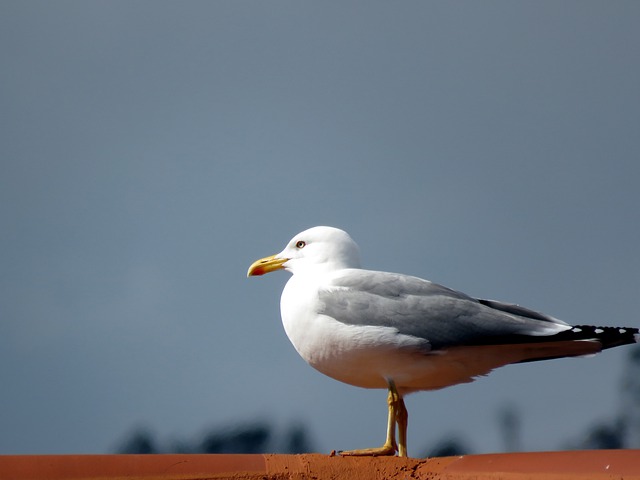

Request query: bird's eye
[{"left": 295, "top": 240, "right": 306, "bottom": 249}]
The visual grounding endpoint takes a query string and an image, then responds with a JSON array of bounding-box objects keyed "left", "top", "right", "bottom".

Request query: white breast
[{"left": 279, "top": 273, "right": 428, "bottom": 389}]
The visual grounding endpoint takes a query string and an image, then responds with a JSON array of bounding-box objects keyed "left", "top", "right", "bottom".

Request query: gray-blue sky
[{"left": 1, "top": 1, "right": 639, "bottom": 454}]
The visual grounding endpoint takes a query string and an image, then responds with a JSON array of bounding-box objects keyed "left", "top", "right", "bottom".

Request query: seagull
[{"left": 247, "top": 226, "right": 638, "bottom": 457}]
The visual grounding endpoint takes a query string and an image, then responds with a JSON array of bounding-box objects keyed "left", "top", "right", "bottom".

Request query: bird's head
[{"left": 247, "top": 226, "right": 361, "bottom": 277}]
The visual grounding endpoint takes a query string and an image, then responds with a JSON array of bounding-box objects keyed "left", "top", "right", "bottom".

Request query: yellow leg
[
  {"left": 340, "top": 381, "right": 407, "bottom": 457},
  {"left": 396, "top": 394, "right": 408, "bottom": 457}
]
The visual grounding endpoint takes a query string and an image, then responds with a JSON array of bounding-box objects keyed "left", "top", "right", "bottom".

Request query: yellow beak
[{"left": 247, "top": 254, "right": 288, "bottom": 277}]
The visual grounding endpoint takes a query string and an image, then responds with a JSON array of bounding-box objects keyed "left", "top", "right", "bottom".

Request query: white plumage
[{"left": 248, "top": 226, "right": 639, "bottom": 457}]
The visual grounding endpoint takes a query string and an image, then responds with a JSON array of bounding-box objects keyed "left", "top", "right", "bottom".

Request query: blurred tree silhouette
[
  {"left": 116, "top": 428, "right": 158, "bottom": 454},
  {"left": 115, "top": 420, "right": 316, "bottom": 454},
  {"left": 564, "top": 344, "right": 640, "bottom": 450},
  {"left": 280, "top": 421, "right": 315, "bottom": 454},
  {"left": 200, "top": 422, "right": 271, "bottom": 454},
  {"left": 497, "top": 403, "right": 521, "bottom": 452},
  {"left": 421, "top": 435, "right": 472, "bottom": 458},
  {"left": 621, "top": 344, "right": 640, "bottom": 448},
  {"left": 572, "top": 419, "right": 626, "bottom": 450}
]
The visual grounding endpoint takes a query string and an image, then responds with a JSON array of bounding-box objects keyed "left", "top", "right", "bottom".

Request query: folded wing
[{"left": 319, "top": 269, "right": 636, "bottom": 361}]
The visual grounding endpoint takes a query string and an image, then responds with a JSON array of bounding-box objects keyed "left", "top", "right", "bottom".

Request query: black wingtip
[{"left": 563, "top": 325, "right": 639, "bottom": 350}]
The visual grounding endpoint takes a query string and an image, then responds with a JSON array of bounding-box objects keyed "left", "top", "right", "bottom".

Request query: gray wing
[{"left": 319, "top": 269, "right": 570, "bottom": 350}]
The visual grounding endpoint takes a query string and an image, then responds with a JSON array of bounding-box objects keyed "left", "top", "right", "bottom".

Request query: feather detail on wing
[{"left": 319, "top": 269, "right": 637, "bottom": 357}]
